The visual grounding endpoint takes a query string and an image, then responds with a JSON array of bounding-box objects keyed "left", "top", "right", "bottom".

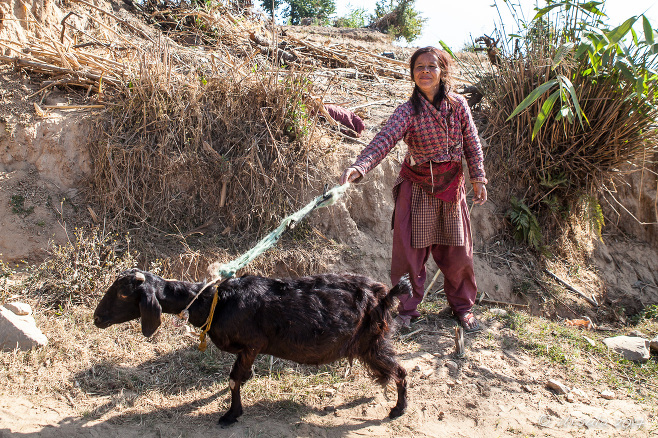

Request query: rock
[
  {"left": 650, "top": 336, "right": 658, "bottom": 353},
  {"left": 629, "top": 330, "right": 647, "bottom": 338},
  {"left": 4, "top": 302, "right": 32, "bottom": 316},
  {"left": 600, "top": 389, "right": 615, "bottom": 400},
  {"left": 0, "top": 306, "right": 48, "bottom": 351},
  {"left": 490, "top": 308, "right": 508, "bottom": 317},
  {"left": 445, "top": 360, "right": 459, "bottom": 373},
  {"left": 602, "top": 336, "right": 650, "bottom": 362},
  {"left": 546, "top": 379, "right": 570, "bottom": 395},
  {"left": 566, "top": 392, "right": 575, "bottom": 403}
]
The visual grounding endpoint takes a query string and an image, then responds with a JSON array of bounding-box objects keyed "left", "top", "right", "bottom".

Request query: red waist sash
[{"left": 398, "top": 159, "right": 463, "bottom": 202}]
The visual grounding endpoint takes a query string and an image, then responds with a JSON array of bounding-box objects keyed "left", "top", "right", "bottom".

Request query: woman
[{"left": 339, "top": 46, "right": 487, "bottom": 332}]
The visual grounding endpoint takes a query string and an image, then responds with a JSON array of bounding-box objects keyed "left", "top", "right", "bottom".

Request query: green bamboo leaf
[
  {"left": 588, "top": 51, "right": 600, "bottom": 74},
  {"left": 631, "top": 28, "right": 639, "bottom": 46},
  {"left": 507, "top": 79, "right": 559, "bottom": 121},
  {"left": 637, "top": 74, "right": 646, "bottom": 95},
  {"left": 558, "top": 75, "right": 588, "bottom": 128},
  {"left": 606, "top": 16, "right": 638, "bottom": 45},
  {"left": 532, "top": 3, "right": 563, "bottom": 21},
  {"left": 552, "top": 43, "right": 574, "bottom": 70},
  {"left": 578, "top": 1, "right": 605, "bottom": 16},
  {"left": 575, "top": 41, "right": 593, "bottom": 60},
  {"left": 438, "top": 40, "right": 456, "bottom": 59},
  {"left": 615, "top": 59, "right": 636, "bottom": 81},
  {"left": 532, "top": 90, "right": 560, "bottom": 140},
  {"left": 643, "top": 15, "right": 654, "bottom": 44},
  {"left": 587, "top": 27, "right": 610, "bottom": 51}
]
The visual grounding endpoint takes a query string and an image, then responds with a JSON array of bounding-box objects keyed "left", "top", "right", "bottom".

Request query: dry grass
[
  {"left": 86, "top": 47, "right": 329, "bottom": 236},
  {"left": 483, "top": 58, "right": 658, "bottom": 204},
  {"left": 18, "top": 226, "right": 136, "bottom": 310}
]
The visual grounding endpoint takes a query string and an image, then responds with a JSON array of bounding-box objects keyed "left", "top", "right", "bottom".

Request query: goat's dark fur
[{"left": 94, "top": 268, "right": 410, "bottom": 426}]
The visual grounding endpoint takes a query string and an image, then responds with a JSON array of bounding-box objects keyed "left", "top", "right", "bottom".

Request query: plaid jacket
[{"left": 352, "top": 93, "right": 487, "bottom": 184}]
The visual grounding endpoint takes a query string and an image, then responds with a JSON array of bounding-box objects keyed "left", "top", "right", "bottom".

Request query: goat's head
[{"left": 93, "top": 268, "right": 162, "bottom": 337}]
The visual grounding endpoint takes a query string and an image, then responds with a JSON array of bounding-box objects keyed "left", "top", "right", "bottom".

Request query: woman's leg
[
  {"left": 431, "top": 197, "right": 477, "bottom": 316},
  {"left": 391, "top": 181, "right": 430, "bottom": 319}
]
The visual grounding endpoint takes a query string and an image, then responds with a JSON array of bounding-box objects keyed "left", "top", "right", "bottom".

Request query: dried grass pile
[
  {"left": 87, "top": 47, "right": 326, "bottom": 235},
  {"left": 482, "top": 53, "right": 658, "bottom": 203},
  {"left": 0, "top": 0, "right": 405, "bottom": 239}
]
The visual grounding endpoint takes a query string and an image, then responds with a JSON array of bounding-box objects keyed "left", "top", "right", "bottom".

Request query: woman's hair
[{"left": 409, "top": 46, "right": 455, "bottom": 115}]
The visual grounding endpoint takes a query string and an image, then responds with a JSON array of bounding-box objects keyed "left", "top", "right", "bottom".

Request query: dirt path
[{"left": 1, "top": 317, "right": 652, "bottom": 437}]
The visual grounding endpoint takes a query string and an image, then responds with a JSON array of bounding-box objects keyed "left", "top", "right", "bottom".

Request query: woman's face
[{"left": 412, "top": 52, "right": 442, "bottom": 100}]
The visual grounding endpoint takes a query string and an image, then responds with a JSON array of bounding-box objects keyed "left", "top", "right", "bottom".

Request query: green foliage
[
  {"left": 578, "top": 195, "right": 604, "bottom": 239},
  {"left": 370, "top": 0, "right": 425, "bottom": 43},
  {"left": 334, "top": 7, "right": 367, "bottom": 28},
  {"left": 643, "top": 304, "right": 658, "bottom": 320},
  {"left": 507, "top": 197, "right": 543, "bottom": 250},
  {"left": 509, "top": 1, "right": 658, "bottom": 137},
  {"left": 261, "top": 0, "right": 336, "bottom": 25},
  {"left": 10, "top": 195, "right": 34, "bottom": 217}
]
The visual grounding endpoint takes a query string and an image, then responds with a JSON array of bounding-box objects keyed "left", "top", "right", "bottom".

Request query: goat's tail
[
  {"left": 387, "top": 274, "right": 412, "bottom": 301},
  {"left": 369, "top": 275, "right": 413, "bottom": 333}
]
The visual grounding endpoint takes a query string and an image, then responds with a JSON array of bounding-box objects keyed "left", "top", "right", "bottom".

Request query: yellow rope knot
[{"left": 197, "top": 286, "right": 220, "bottom": 352}]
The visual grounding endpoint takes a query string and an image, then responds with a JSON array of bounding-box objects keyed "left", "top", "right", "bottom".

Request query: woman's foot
[
  {"left": 394, "top": 314, "right": 421, "bottom": 330},
  {"left": 395, "top": 314, "right": 411, "bottom": 329},
  {"left": 455, "top": 311, "right": 482, "bottom": 333}
]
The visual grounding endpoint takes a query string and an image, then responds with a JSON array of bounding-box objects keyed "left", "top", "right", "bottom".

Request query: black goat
[{"left": 94, "top": 268, "right": 410, "bottom": 426}]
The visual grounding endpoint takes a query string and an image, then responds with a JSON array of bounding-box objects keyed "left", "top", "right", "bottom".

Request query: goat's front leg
[{"left": 218, "top": 349, "right": 259, "bottom": 427}]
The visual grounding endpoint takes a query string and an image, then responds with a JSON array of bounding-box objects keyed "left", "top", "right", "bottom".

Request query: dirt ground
[
  {"left": 1, "top": 0, "right": 657, "bottom": 436},
  {"left": 0, "top": 313, "right": 653, "bottom": 438}
]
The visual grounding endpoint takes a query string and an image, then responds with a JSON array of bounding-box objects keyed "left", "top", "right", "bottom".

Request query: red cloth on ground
[{"left": 324, "top": 104, "right": 365, "bottom": 136}]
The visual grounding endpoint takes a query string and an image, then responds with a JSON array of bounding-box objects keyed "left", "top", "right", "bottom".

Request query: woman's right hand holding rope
[{"left": 340, "top": 167, "right": 362, "bottom": 185}]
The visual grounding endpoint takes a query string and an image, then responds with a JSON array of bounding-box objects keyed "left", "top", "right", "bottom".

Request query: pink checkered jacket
[{"left": 351, "top": 93, "right": 487, "bottom": 185}]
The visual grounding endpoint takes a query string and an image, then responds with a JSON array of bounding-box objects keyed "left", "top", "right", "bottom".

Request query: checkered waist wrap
[{"left": 392, "top": 165, "right": 466, "bottom": 248}]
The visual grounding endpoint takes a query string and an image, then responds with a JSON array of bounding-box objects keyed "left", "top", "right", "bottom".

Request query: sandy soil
[{"left": 0, "top": 314, "right": 653, "bottom": 438}]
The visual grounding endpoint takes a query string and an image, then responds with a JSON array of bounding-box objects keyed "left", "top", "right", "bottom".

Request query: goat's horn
[{"left": 135, "top": 272, "right": 146, "bottom": 283}]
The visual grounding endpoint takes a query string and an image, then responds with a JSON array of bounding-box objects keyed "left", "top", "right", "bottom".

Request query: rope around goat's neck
[{"left": 177, "top": 183, "right": 351, "bottom": 350}]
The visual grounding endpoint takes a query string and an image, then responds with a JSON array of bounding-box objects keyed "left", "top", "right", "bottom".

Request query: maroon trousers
[{"left": 391, "top": 181, "right": 477, "bottom": 317}]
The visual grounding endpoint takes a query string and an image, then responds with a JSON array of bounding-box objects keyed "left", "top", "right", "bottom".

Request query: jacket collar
[{"left": 419, "top": 93, "right": 450, "bottom": 124}]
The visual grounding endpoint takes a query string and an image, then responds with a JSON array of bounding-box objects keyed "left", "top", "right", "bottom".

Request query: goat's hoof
[
  {"left": 388, "top": 405, "right": 406, "bottom": 419},
  {"left": 218, "top": 415, "right": 238, "bottom": 428}
]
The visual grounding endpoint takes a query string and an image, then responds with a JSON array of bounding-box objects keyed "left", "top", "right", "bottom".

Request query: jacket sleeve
[
  {"left": 457, "top": 95, "right": 488, "bottom": 184},
  {"left": 352, "top": 104, "right": 411, "bottom": 177}
]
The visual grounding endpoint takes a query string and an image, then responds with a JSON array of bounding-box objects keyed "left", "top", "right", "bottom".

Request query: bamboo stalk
[{"left": 544, "top": 269, "right": 598, "bottom": 307}]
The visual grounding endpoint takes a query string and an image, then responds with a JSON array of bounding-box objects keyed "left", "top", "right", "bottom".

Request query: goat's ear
[
  {"left": 139, "top": 286, "right": 162, "bottom": 337},
  {"left": 134, "top": 271, "right": 146, "bottom": 283}
]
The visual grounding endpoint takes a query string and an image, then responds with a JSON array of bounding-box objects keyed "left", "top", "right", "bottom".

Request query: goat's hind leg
[
  {"left": 218, "top": 350, "right": 258, "bottom": 427},
  {"left": 361, "top": 341, "right": 407, "bottom": 419}
]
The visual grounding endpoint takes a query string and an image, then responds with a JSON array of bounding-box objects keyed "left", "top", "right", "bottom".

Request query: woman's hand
[
  {"left": 340, "top": 167, "right": 362, "bottom": 185},
  {"left": 472, "top": 182, "right": 487, "bottom": 205}
]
